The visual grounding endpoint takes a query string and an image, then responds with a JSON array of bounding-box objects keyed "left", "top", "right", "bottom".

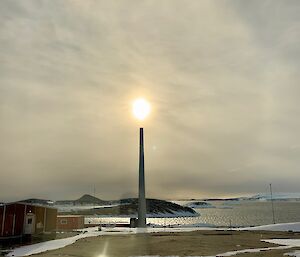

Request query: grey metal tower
[{"left": 138, "top": 127, "right": 147, "bottom": 227}]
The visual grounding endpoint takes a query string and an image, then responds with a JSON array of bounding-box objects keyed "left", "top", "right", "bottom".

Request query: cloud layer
[{"left": 0, "top": 0, "right": 299, "bottom": 201}]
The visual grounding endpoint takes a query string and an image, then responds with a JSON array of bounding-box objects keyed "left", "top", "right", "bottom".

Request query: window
[
  {"left": 27, "top": 218, "right": 32, "bottom": 225},
  {"left": 60, "top": 219, "right": 67, "bottom": 225}
]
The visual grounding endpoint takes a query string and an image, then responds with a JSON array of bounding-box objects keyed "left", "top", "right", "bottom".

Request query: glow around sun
[{"left": 132, "top": 98, "right": 151, "bottom": 121}]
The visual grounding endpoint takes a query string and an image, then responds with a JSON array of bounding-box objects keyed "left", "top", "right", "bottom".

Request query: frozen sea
[{"left": 85, "top": 200, "right": 300, "bottom": 227}]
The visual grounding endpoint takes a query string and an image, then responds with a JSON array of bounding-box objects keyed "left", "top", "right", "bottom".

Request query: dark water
[
  {"left": 86, "top": 201, "right": 300, "bottom": 227},
  {"left": 197, "top": 201, "right": 300, "bottom": 227}
]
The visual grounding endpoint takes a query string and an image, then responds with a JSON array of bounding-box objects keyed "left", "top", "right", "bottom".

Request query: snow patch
[
  {"left": 6, "top": 227, "right": 100, "bottom": 257},
  {"left": 285, "top": 250, "right": 300, "bottom": 257},
  {"left": 262, "top": 239, "right": 300, "bottom": 247},
  {"left": 239, "top": 222, "right": 300, "bottom": 232}
]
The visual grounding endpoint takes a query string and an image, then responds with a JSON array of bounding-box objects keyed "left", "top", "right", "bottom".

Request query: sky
[{"left": 0, "top": 0, "right": 300, "bottom": 202}]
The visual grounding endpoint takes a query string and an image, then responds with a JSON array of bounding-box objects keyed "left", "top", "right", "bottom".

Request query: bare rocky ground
[{"left": 31, "top": 230, "right": 300, "bottom": 257}]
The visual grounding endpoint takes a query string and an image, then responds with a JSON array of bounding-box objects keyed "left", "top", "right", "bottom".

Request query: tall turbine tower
[
  {"left": 132, "top": 98, "right": 151, "bottom": 228},
  {"left": 138, "top": 127, "right": 146, "bottom": 227}
]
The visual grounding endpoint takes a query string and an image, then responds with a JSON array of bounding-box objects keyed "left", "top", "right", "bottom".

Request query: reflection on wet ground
[{"left": 96, "top": 241, "right": 108, "bottom": 257}]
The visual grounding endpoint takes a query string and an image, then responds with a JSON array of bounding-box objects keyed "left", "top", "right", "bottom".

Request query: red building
[
  {"left": 0, "top": 202, "right": 57, "bottom": 239},
  {"left": 56, "top": 215, "right": 85, "bottom": 231}
]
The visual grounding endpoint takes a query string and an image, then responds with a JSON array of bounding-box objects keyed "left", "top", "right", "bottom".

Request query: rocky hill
[
  {"left": 59, "top": 198, "right": 198, "bottom": 217},
  {"left": 55, "top": 194, "right": 108, "bottom": 205}
]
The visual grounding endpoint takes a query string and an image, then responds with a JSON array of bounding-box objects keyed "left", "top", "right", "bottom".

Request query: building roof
[{"left": 57, "top": 215, "right": 84, "bottom": 218}]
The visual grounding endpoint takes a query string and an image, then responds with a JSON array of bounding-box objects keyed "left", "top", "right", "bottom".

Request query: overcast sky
[{"left": 0, "top": 0, "right": 299, "bottom": 202}]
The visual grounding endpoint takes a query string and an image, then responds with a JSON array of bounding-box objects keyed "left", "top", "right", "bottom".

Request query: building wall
[
  {"left": 56, "top": 216, "right": 84, "bottom": 231},
  {"left": 0, "top": 203, "right": 57, "bottom": 238},
  {"left": 13, "top": 204, "right": 25, "bottom": 236},
  {"left": 0, "top": 205, "right": 4, "bottom": 236},
  {"left": 1, "top": 204, "right": 25, "bottom": 237},
  {"left": 35, "top": 205, "right": 45, "bottom": 234},
  {"left": 45, "top": 208, "right": 58, "bottom": 232}
]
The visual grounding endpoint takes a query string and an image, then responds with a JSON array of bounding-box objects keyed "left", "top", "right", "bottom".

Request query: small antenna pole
[
  {"left": 93, "top": 185, "right": 96, "bottom": 208},
  {"left": 270, "top": 183, "right": 276, "bottom": 224}
]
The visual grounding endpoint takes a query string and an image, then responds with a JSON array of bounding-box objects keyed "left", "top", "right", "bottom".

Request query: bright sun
[{"left": 132, "top": 98, "right": 151, "bottom": 121}]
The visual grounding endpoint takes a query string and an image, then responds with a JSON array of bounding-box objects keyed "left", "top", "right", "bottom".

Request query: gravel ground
[{"left": 30, "top": 230, "right": 300, "bottom": 257}]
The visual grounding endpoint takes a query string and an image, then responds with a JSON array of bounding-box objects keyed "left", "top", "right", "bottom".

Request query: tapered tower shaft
[{"left": 138, "top": 127, "right": 147, "bottom": 227}]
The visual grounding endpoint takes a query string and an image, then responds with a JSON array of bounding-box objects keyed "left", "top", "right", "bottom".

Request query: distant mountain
[
  {"left": 198, "top": 193, "right": 300, "bottom": 202},
  {"left": 186, "top": 201, "right": 216, "bottom": 209},
  {"left": 19, "top": 198, "right": 54, "bottom": 206},
  {"left": 249, "top": 193, "right": 300, "bottom": 201},
  {"left": 75, "top": 194, "right": 109, "bottom": 205},
  {"left": 55, "top": 194, "right": 109, "bottom": 205},
  {"left": 201, "top": 197, "right": 243, "bottom": 201}
]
